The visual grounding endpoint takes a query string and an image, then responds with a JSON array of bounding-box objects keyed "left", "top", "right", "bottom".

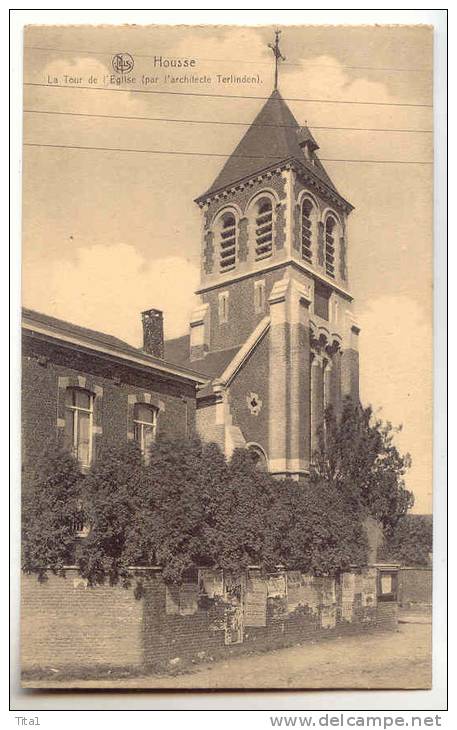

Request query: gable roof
[
  {"left": 22, "top": 308, "right": 207, "bottom": 384},
  {"left": 164, "top": 334, "right": 241, "bottom": 383},
  {"left": 165, "top": 319, "right": 270, "bottom": 400},
  {"left": 199, "top": 90, "right": 339, "bottom": 198},
  {"left": 214, "top": 316, "right": 270, "bottom": 387}
]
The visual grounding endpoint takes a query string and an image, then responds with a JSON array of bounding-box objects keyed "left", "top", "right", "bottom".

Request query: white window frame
[
  {"left": 133, "top": 403, "right": 158, "bottom": 459},
  {"left": 65, "top": 388, "right": 94, "bottom": 468}
]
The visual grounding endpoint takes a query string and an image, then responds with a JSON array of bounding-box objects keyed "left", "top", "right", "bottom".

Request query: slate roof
[
  {"left": 22, "top": 308, "right": 207, "bottom": 383},
  {"left": 165, "top": 334, "right": 240, "bottom": 379},
  {"left": 199, "top": 90, "right": 339, "bottom": 199},
  {"left": 164, "top": 334, "right": 241, "bottom": 398}
]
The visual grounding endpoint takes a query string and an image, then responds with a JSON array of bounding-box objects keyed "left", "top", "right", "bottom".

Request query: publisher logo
[{"left": 112, "top": 53, "right": 134, "bottom": 75}]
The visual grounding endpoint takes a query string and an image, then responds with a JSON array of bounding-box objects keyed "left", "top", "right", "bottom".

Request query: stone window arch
[
  {"left": 127, "top": 392, "right": 165, "bottom": 451},
  {"left": 324, "top": 213, "right": 341, "bottom": 279},
  {"left": 247, "top": 443, "right": 269, "bottom": 472},
  {"left": 56, "top": 375, "right": 103, "bottom": 468},
  {"left": 215, "top": 209, "right": 238, "bottom": 273},
  {"left": 251, "top": 194, "right": 275, "bottom": 260},
  {"left": 133, "top": 402, "right": 158, "bottom": 464},
  {"left": 301, "top": 196, "right": 317, "bottom": 263}
]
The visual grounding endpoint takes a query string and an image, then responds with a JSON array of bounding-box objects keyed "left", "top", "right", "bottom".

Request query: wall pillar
[
  {"left": 330, "top": 348, "right": 342, "bottom": 420},
  {"left": 310, "top": 356, "right": 324, "bottom": 460},
  {"left": 268, "top": 275, "right": 311, "bottom": 476},
  {"left": 268, "top": 279, "right": 288, "bottom": 473},
  {"left": 341, "top": 323, "right": 360, "bottom": 403},
  {"left": 289, "top": 282, "right": 311, "bottom": 474},
  {"left": 323, "top": 359, "right": 332, "bottom": 411}
]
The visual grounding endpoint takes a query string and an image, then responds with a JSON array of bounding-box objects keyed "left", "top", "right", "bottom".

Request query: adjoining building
[
  {"left": 165, "top": 89, "right": 360, "bottom": 478},
  {"left": 22, "top": 307, "right": 207, "bottom": 475}
]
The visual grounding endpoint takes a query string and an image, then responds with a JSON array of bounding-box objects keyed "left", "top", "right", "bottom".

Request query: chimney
[{"left": 141, "top": 308, "right": 164, "bottom": 359}]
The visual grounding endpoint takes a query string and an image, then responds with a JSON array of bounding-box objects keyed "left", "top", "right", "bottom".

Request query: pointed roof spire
[{"left": 198, "top": 90, "right": 340, "bottom": 200}]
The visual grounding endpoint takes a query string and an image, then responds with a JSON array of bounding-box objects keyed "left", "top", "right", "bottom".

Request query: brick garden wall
[
  {"left": 21, "top": 572, "right": 144, "bottom": 669},
  {"left": 21, "top": 567, "right": 398, "bottom": 672}
]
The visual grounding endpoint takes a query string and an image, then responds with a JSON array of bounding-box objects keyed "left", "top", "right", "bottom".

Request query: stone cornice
[
  {"left": 22, "top": 320, "right": 208, "bottom": 385},
  {"left": 196, "top": 259, "right": 353, "bottom": 302},
  {"left": 195, "top": 156, "right": 354, "bottom": 215}
]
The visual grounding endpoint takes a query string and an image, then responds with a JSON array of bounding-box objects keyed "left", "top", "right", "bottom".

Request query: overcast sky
[{"left": 22, "top": 24, "right": 433, "bottom": 512}]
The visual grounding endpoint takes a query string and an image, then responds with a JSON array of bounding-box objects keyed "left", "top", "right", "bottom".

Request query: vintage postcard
[{"left": 20, "top": 23, "right": 433, "bottom": 690}]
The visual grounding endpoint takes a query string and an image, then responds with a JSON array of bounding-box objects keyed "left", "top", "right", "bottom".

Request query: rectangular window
[
  {"left": 65, "top": 387, "right": 93, "bottom": 467},
  {"left": 133, "top": 403, "right": 158, "bottom": 463},
  {"left": 254, "top": 280, "right": 266, "bottom": 313},
  {"left": 218, "top": 291, "right": 229, "bottom": 324},
  {"left": 314, "top": 282, "right": 331, "bottom": 321}
]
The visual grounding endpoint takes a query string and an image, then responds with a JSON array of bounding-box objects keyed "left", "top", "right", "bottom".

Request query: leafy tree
[
  {"left": 24, "top": 413, "right": 409, "bottom": 587},
  {"left": 311, "top": 399, "right": 414, "bottom": 532},
  {"left": 209, "top": 448, "right": 279, "bottom": 572},
  {"left": 142, "top": 437, "right": 227, "bottom": 583},
  {"left": 76, "top": 441, "right": 147, "bottom": 588},
  {"left": 22, "top": 445, "right": 83, "bottom": 580},
  {"left": 379, "top": 514, "right": 432, "bottom": 566},
  {"left": 263, "top": 477, "right": 368, "bottom": 575}
]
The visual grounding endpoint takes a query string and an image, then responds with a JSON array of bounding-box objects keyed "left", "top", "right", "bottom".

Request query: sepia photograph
[{"left": 18, "top": 20, "right": 435, "bottom": 693}]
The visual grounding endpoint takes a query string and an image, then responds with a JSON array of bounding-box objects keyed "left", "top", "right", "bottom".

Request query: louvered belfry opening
[
  {"left": 219, "top": 212, "right": 237, "bottom": 272},
  {"left": 255, "top": 198, "right": 273, "bottom": 260},
  {"left": 325, "top": 216, "right": 336, "bottom": 278},
  {"left": 301, "top": 199, "right": 313, "bottom": 262}
]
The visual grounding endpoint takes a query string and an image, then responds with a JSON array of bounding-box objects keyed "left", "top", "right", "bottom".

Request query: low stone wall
[{"left": 21, "top": 566, "right": 398, "bottom": 672}]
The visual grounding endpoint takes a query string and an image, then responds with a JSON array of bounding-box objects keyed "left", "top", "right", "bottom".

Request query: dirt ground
[{"left": 22, "top": 621, "right": 432, "bottom": 691}]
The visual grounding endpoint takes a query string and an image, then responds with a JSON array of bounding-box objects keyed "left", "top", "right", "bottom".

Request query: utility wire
[
  {"left": 24, "top": 82, "right": 433, "bottom": 109},
  {"left": 24, "top": 108, "right": 433, "bottom": 134},
  {"left": 23, "top": 142, "right": 433, "bottom": 164},
  {"left": 24, "top": 44, "right": 433, "bottom": 74}
]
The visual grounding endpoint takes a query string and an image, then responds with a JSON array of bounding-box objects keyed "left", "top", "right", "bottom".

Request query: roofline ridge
[
  {"left": 195, "top": 155, "right": 353, "bottom": 211},
  {"left": 213, "top": 316, "right": 271, "bottom": 388}
]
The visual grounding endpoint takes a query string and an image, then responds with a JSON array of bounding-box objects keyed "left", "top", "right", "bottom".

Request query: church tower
[{"left": 166, "top": 42, "right": 360, "bottom": 479}]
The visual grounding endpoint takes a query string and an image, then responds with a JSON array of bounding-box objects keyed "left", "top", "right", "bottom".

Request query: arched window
[
  {"left": 254, "top": 197, "right": 273, "bottom": 260},
  {"left": 65, "top": 387, "right": 93, "bottom": 467},
  {"left": 218, "top": 212, "right": 237, "bottom": 273},
  {"left": 325, "top": 216, "right": 337, "bottom": 278},
  {"left": 301, "top": 199, "right": 314, "bottom": 262},
  {"left": 133, "top": 403, "right": 158, "bottom": 463},
  {"left": 247, "top": 444, "right": 268, "bottom": 472}
]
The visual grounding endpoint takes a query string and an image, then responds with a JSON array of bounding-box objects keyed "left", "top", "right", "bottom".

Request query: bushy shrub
[
  {"left": 22, "top": 445, "right": 83, "bottom": 580},
  {"left": 23, "top": 400, "right": 412, "bottom": 585}
]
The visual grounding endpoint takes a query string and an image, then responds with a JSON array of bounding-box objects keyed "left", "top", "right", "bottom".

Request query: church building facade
[{"left": 165, "top": 89, "right": 360, "bottom": 479}]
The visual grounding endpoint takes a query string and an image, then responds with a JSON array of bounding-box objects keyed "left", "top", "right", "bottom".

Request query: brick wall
[
  {"left": 398, "top": 568, "right": 432, "bottom": 607},
  {"left": 228, "top": 330, "right": 270, "bottom": 457},
  {"left": 201, "top": 267, "right": 285, "bottom": 352},
  {"left": 22, "top": 567, "right": 398, "bottom": 672},
  {"left": 21, "top": 572, "right": 144, "bottom": 669},
  {"left": 22, "top": 335, "right": 196, "bottom": 476},
  {"left": 292, "top": 172, "right": 348, "bottom": 287},
  {"left": 195, "top": 402, "right": 225, "bottom": 451}
]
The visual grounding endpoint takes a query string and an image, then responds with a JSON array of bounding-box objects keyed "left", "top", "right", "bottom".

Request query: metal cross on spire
[{"left": 268, "top": 29, "right": 286, "bottom": 91}]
